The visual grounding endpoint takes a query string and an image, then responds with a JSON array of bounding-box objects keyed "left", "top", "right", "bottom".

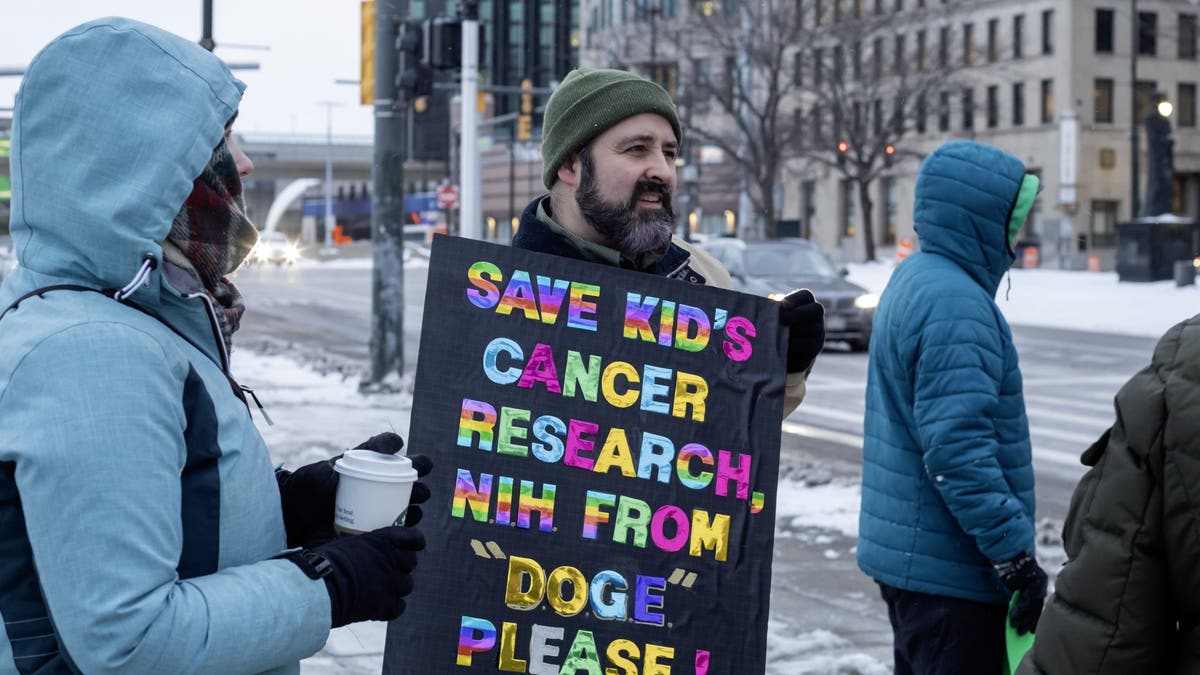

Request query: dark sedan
[{"left": 700, "top": 238, "right": 878, "bottom": 351}]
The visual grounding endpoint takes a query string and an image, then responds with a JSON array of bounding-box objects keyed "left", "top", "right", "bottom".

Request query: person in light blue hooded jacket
[
  {"left": 0, "top": 18, "right": 430, "bottom": 674},
  {"left": 857, "top": 140, "right": 1048, "bottom": 675}
]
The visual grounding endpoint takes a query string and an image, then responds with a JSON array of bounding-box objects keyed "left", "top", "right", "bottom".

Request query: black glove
[
  {"left": 994, "top": 551, "right": 1048, "bottom": 635},
  {"left": 276, "top": 432, "right": 432, "bottom": 547},
  {"left": 290, "top": 525, "right": 426, "bottom": 628},
  {"left": 779, "top": 289, "right": 825, "bottom": 373}
]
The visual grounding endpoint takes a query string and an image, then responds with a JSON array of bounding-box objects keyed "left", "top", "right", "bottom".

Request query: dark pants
[{"left": 878, "top": 582, "right": 1007, "bottom": 675}]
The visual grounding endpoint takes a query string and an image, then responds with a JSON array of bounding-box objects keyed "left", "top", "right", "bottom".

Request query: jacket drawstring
[
  {"left": 113, "top": 254, "right": 158, "bottom": 301},
  {"left": 1004, "top": 270, "right": 1012, "bottom": 301}
]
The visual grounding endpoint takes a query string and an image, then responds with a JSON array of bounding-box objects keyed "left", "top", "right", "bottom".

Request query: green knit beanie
[{"left": 541, "top": 68, "right": 682, "bottom": 188}]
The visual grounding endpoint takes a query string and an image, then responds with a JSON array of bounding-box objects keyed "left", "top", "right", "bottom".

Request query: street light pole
[
  {"left": 319, "top": 101, "right": 339, "bottom": 249},
  {"left": 1131, "top": 0, "right": 1140, "bottom": 218},
  {"left": 200, "top": 0, "right": 215, "bottom": 51}
]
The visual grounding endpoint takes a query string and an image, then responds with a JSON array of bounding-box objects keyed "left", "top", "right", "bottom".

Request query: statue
[{"left": 1141, "top": 92, "right": 1175, "bottom": 217}]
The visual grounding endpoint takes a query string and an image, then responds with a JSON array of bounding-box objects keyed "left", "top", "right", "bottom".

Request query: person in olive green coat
[{"left": 1017, "top": 313, "right": 1200, "bottom": 674}]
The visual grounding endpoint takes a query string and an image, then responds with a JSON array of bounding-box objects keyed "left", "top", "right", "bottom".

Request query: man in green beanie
[{"left": 511, "top": 67, "right": 824, "bottom": 415}]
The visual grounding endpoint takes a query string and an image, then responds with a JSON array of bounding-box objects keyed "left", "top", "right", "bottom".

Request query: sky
[{"left": 1, "top": 0, "right": 377, "bottom": 136}]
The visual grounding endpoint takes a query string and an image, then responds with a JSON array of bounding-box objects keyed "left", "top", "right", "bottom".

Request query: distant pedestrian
[
  {"left": 1017, "top": 313, "right": 1200, "bottom": 674},
  {"left": 512, "top": 67, "right": 824, "bottom": 415},
  {"left": 0, "top": 18, "right": 429, "bottom": 673},
  {"left": 857, "top": 140, "right": 1048, "bottom": 675}
]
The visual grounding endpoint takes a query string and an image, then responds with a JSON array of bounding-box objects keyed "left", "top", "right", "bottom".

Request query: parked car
[
  {"left": 700, "top": 238, "right": 878, "bottom": 351},
  {"left": 250, "top": 230, "right": 302, "bottom": 266}
]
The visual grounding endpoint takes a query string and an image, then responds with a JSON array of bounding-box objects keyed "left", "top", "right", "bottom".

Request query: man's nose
[{"left": 644, "top": 153, "right": 675, "bottom": 187}]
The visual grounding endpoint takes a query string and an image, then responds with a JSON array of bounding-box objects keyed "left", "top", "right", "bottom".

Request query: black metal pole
[
  {"left": 365, "top": 0, "right": 408, "bottom": 388},
  {"left": 1131, "top": 0, "right": 1140, "bottom": 217},
  {"left": 200, "top": 0, "right": 215, "bottom": 51}
]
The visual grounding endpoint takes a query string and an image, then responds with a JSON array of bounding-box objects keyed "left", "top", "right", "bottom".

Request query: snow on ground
[
  {"left": 848, "top": 261, "right": 1199, "bottom": 339},
  {"left": 766, "top": 622, "right": 890, "bottom": 675}
]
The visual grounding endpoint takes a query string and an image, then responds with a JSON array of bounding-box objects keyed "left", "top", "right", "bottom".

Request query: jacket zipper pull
[{"left": 240, "top": 385, "right": 275, "bottom": 426}]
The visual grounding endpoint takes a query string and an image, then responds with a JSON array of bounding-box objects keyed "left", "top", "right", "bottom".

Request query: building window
[
  {"left": 963, "top": 23, "right": 974, "bottom": 65},
  {"left": 1013, "top": 14, "right": 1024, "bottom": 59},
  {"left": 881, "top": 177, "right": 898, "bottom": 246},
  {"left": 895, "top": 34, "right": 906, "bottom": 75},
  {"left": 1095, "top": 8, "right": 1114, "bottom": 54},
  {"left": 1041, "top": 9, "right": 1054, "bottom": 54},
  {"left": 962, "top": 88, "right": 974, "bottom": 129},
  {"left": 814, "top": 47, "right": 824, "bottom": 85},
  {"left": 1090, "top": 200, "right": 1119, "bottom": 247},
  {"left": 794, "top": 50, "right": 804, "bottom": 86},
  {"left": 874, "top": 98, "right": 884, "bottom": 136},
  {"left": 1040, "top": 78, "right": 1054, "bottom": 123},
  {"left": 853, "top": 40, "right": 863, "bottom": 80},
  {"left": 986, "top": 85, "right": 999, "bottom": 128},
  {"left": 987, "top": 18, "right": 998, "bottom": 62},
  {"left": 938, "top": 90, "right": 951, "bottom": 131},
  {"left": 1181, "top": 14, "right": 1198, "bottom": 60},
  {"left": 1179, "top": 83, "right": 1197, "bottom": 127},
  {"left": 917, "top": 29, "right": 927, "bottom": 71},
  {"left": 802, "top": 181, "right": 817, "bottom": 237},
  {"left": 834, "top": 44, "right": 845, "bottom": 80},
  {"left": 916, "top": 92, "right": 927, "bottom": 133},
  {"left": 873, "top": 37, "right": 883, "bottom": 80},
  {"left": 1094, "top": 78, "right": 1114, "bottom": 124},
  {"left": 939, "top": 26, "right": 950, "bottom": 67},
  {"left": 1138, "top": 12, "right": 1157, "bottom": 56},
  {"left": 841, "top": 180, "right": 856, "bottom": 237},
  {"left": 1013, "top": 82, "right": 1025, "bottom": 126},
  {"left": 894, "top": 0, "right": 903, "bottom": 11},
  {"left": 812, "top": 105, "right": 823, "bottom": 138}
]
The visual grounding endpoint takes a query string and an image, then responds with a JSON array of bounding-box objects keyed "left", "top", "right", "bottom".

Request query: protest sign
[{"left": 384, "top": 235, "right": 786, "bottom": 674}]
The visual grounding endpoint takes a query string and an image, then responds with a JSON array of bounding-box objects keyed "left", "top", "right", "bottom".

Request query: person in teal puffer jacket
[
  {"left": 857, "top": 140, "right": 1048, "bottom": 675},
  {"left": 0, "top": 18, "right": 429, "bottom": 674}
]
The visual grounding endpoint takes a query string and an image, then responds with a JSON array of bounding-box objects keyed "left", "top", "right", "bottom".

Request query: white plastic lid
[{"left": 334, "top": 450, "right": 418, "bottom": 483}]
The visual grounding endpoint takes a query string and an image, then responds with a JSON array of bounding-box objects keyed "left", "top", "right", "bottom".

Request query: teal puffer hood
[
  {"left": 9, "top": 17, "right": 244, "bottom": 297},
  {"left": 913, "top": 140, "right": 1026, "bottom": 295}
]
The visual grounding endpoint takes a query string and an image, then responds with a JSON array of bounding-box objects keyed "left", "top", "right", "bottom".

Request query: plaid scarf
[{"left": 164, "top": 137, "right": 258, "bottom": 353}]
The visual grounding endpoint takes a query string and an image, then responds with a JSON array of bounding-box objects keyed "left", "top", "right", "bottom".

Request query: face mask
[{"left": 167, "top": 137, "right": 260, "bottom": 281}]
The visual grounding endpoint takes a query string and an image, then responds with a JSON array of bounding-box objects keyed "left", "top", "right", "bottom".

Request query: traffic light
[
  {"left": 836, "top": 140, "right": 849, "bottom": 168},
  {"left": 517, "top": 78, "right": 534, "bottom": 142},
  {"left": 396, "top": 20, "right": 433, "bottom": 104},
  {"left": 884, "top": 144, "right": 896, "bottom": 167},
  {"left": 424, "top": 17, "right": 461, "bottom": 69}
]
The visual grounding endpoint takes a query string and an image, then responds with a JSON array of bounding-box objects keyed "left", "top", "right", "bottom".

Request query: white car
[{"left": 250, "top": 231, "right": 301, "bottom": 266}]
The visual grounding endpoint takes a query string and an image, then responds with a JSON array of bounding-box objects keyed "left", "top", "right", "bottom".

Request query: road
[{"left": 234, "top": 259, "right": 1154, "bottom": 670}]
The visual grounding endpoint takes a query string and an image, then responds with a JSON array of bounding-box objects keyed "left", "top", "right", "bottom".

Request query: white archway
[{"left": 263, "top": 178, "right": 320, "bottom": 235}]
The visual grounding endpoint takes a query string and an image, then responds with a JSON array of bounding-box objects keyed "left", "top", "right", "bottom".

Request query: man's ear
[{"left": 556, "top": 153, "right": 582, "bottom": 189}]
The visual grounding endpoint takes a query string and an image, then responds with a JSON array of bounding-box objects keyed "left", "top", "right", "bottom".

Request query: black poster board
[{"left": 384, "top": 236, "right": 785, "bottom": 674}]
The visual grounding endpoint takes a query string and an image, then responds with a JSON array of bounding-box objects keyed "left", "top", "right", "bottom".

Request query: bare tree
[
  {"left": 793, "top": 4, "right": 970, "bottom": 260},
  {"left": 675, "top": 0, "right": 811, "bottom": 239},
  {"left": 656, "top": 0, "right": 976, "bottom": 257}
]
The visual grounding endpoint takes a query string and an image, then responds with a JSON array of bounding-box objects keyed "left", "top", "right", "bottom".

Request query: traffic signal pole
[
  {"left": 459, "top": 0, "right": 482, "bottom": 240},
  {"left": 365, "top": 0, "right": 408, "bottom": 388}
]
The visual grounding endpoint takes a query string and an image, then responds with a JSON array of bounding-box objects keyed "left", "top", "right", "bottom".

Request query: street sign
[{"left": 436, "top": 184, "right": 460, "bottom": 209}]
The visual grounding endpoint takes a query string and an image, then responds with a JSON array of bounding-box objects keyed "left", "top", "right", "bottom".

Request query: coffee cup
[{"left": 333, "top": 450, "right": 419, "bottom": 534}]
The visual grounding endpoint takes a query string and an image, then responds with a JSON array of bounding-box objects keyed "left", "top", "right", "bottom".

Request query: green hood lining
[{"left": 1007, "top": 174, "right": 1040, "bottom": 251}]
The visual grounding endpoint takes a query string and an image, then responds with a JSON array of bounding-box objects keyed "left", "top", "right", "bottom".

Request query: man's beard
[{"left": 575, "top": 149, "right": 675, "bottom": 255}]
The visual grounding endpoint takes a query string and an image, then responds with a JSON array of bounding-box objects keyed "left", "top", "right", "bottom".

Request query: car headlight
[
  {"left": 284, "top": 243, "right": 300, "bottom": 261},
  {"left": 854, "top": 293, "right": 879, "bottom": 310}
]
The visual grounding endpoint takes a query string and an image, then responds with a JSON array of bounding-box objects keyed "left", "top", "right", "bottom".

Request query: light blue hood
[{"left": 8, "top": 17, "right": 244, "bottom": 296}]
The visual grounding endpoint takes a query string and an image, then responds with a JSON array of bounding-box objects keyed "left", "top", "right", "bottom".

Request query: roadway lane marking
[
  {"left": 782, "top": 421, "right": 1086, "bottom": 470},
  {"left": 1023, "top": 394, "right": 1113, "bottom": 422},
  {"left": 784, "top": 412, "right": 1095, "bottom": 469}
]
